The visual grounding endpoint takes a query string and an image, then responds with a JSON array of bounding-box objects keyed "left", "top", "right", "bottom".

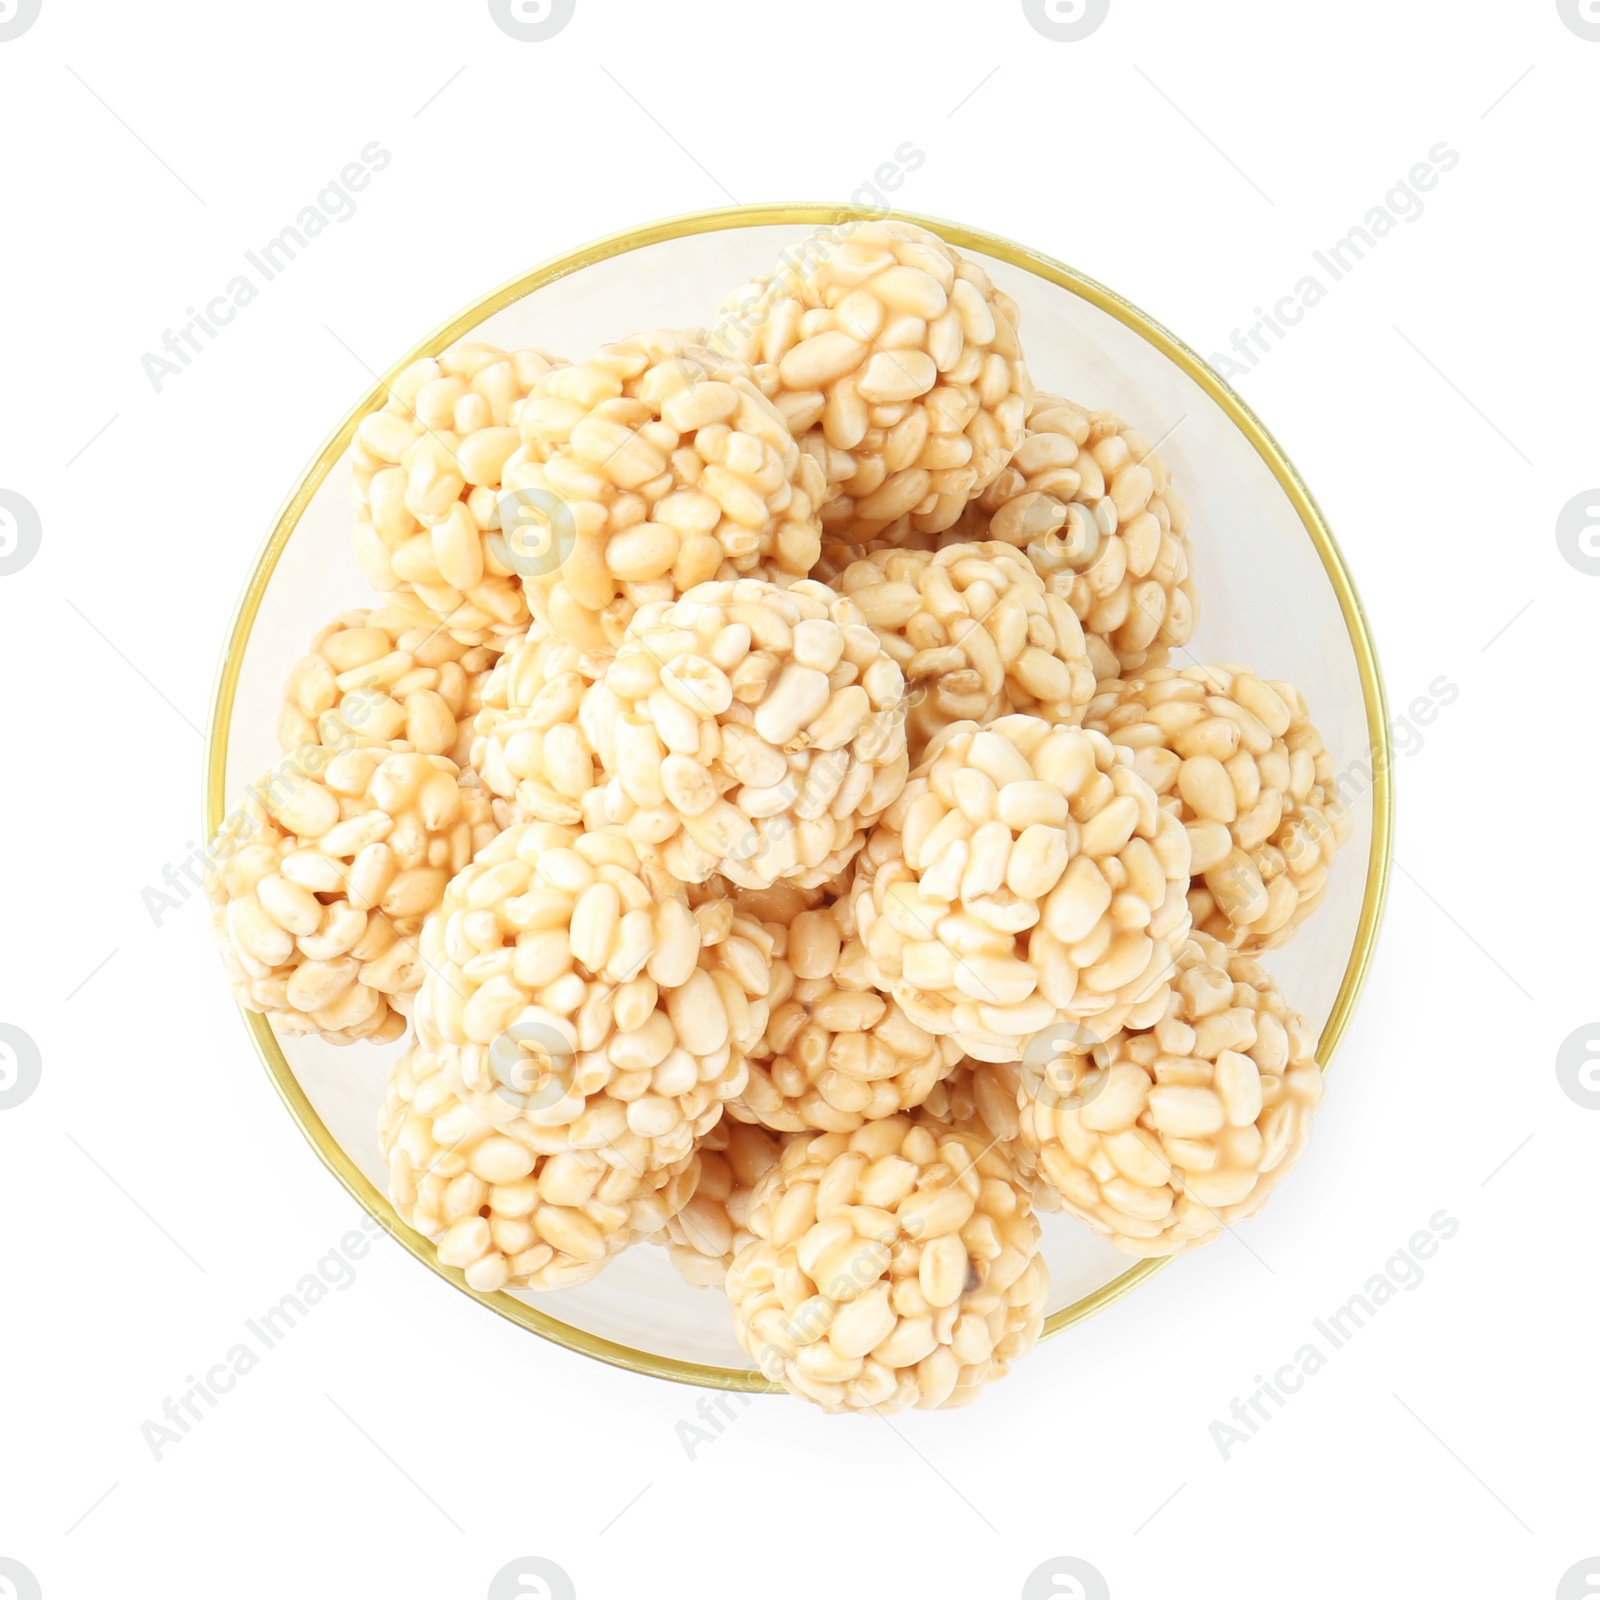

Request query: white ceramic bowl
[{"left": 206, "top": 206, "right": 1392, "bottom": 1391}]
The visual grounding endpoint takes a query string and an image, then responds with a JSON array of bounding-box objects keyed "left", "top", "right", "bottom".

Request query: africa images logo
[
  {"left": 0, "top": 490, "right": 42, "bottom": 576},
  {"left": 488, "top": 0, "right": 576, "bottom": 42},
  {"left": 487, "top": 1556, "right": 576, "bottom": 1598},
  {"left": 0, "top": 0, "right": 42, "bottom": 42},
  {"left": 1022, "top": 0, "right": 1109, "bottom": 42}
]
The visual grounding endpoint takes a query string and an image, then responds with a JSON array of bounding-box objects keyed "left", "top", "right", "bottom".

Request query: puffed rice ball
[
  {"left": 589, "top": 577, "right": 909, "bottom": 890},
  {"left": 470, "top": 629, "right": 611, "bottom": 829},
  {"left": 833, "top": 540, "right": 1095, "bottom": 762},
  {"left": 277, "top": 608, "right": 498, "bottom": 767},
  {"left": 380, "top": 1041, "right": 702, "bottom": 1291},
  {"left": 854, "top": 715, "right": 1192, "bottom": 1062},
  {"left": 964, "top": 393, "right": 1196, "bottom": 677},
  {"left": 206, "top": 749, "right": 498, "bottom": 1044},
  {"left": 508, "top": 330, "right": 826, "bottom": 650},
  {"left": 652, "top": 1118, "right": 784, "bottom": 1288},
  {"left": 1087, "top": 665, "right": 1352, "bottom": 952},
  {"left": 351, "top": 343, "right": 569, "bottom": 647},
  {"left": 921, "top": 1058, "right": 1060, "bottom": 1213},
  {"left": 412, "top": 822, "right": 768, "bottom": 1187},
  {"left": 728, "top": 888, "right": 963, "bottom": 1132},
  {"left": 1016, "top": 935, "right": 1322, "bottom": 1255},
  {"left": 726, "top": 1114, "right": 1048, "bottom": 1412},
  {"left": 713, "top": 220, "right": 1030, "bottom": 538}
]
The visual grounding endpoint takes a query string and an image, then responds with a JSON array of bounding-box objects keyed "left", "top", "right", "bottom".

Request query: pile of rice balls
[{"left": 208, "top": 219, "right": 1353, "bottom": 1414}]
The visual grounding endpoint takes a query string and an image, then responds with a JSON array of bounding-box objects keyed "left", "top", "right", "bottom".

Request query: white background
[{"left": 2, "top": 2, "right": 1596, "bottom": 1597}]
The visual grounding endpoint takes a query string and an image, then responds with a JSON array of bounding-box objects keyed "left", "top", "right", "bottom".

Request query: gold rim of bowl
[{"left": 205, "top": 202, "right": 1394, "bottom": 1395}]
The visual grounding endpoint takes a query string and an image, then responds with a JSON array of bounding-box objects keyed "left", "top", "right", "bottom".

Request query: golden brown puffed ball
[
  {"left": 508, "top": 330, "right": 826, "bottom": 650},
  {"left": 206, "top": 749, "right": 498, "bottom": 1045},
  {"left": 958, "top": 392, "right": 1196, "bottom": 677},
  {"left": 1086, "top": 664, "right": 1352, "bottom": 952},
  {"left": 351, "top": 343, "right": 569, "bottom": 647},
  {"left": 833, "top": 540, "right": 1094, "bottom": 762},
  {"left": 1016, "top": 934, "right": 1322, "bottom": 1255},
  {"left": 713, "top": 220, "right": 1030, "bottom": 541},
  {"left": 586, "top": 577, "right": 909, "bottom": 889},
  {"left": 469, "top": 628, "right": 612, "bottom": 830},
  {"left": 412, "top": 822, "right": 770, "bottom": 1192},
  {"left": 853, "top": 714, "right": 1191, "bottom": 1062},
  {"left": 381, "top": 1041, "right": 702, "bottom": 1292},
  {"left": 277, "top": 608, "right": 498, "bottom": 767},
  {"left": 726, "top": 1113, "right": 1048, "bottom": 1412},
  {"left": 726, "top": 891, "right": 963, "bottom": 1133}
]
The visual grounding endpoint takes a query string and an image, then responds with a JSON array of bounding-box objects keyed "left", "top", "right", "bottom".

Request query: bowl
[{"left": 205, "top": 204, "right": 1393, "bottom": 1391}]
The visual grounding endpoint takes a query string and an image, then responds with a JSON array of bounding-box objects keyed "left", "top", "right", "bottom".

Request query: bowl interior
[{"left": 215, "top": 213, "right": 1384, "bottom": 1381}]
